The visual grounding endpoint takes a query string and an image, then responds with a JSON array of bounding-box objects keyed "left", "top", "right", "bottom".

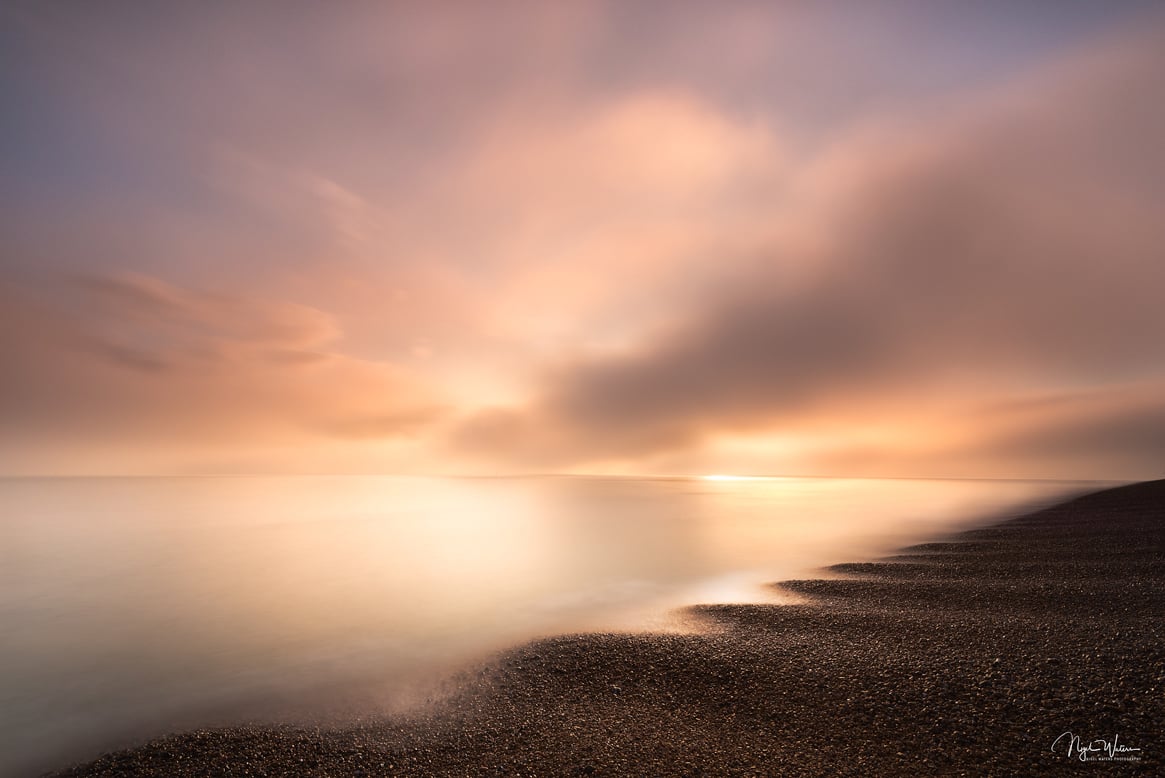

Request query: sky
[{"left": 2, "top": 0, "right": 1164, "bottom": 479}]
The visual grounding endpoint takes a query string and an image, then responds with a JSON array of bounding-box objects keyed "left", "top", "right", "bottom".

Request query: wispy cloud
[{"left": 0, "top": 275, "right": 448, "bottom": 474}]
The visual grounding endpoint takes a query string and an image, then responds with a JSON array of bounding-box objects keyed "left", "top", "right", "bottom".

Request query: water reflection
[{"left": 0, "top": 475, "right": 1093, "bottom": 774}]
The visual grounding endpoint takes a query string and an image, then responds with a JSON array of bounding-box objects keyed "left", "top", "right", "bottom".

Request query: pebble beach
[{"left": 55, "top": 480, "right": 1164, "bottom": 776}]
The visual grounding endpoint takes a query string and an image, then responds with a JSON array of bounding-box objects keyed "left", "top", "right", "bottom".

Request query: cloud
[
  {"left": 72, "top": 272, "right": 341, "bottom": 370},
  {"left": 979, "top": 385, "right": 1165, "bottom": 475},
  {"left": 452, "top": 22, "right": 1165, "bottom": 476},
  {"left": 0, "top": 274, "right": 447, "bottom": 473},
  {"left": 315, "top": 406, "right": 449, "bottom": 441},
  {"left": 440, "top": 91, "right": 788, "bottom": 353},
  {"left": 804, "top": 382, "right": 1165, "bottom": 480}
]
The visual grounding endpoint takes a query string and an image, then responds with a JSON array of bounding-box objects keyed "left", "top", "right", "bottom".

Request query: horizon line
[{"left": 0, "top": 472, "right": 1131, "bottom": 485}]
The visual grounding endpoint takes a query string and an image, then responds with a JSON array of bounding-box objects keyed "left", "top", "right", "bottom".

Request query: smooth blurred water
[{"left": 0, "top": 475, "right": 1098, "bottom": 775}]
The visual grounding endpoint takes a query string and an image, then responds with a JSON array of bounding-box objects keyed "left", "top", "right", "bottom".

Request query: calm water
[{"left": 0, "top": 475, "right": 1096, "bottom": 775}]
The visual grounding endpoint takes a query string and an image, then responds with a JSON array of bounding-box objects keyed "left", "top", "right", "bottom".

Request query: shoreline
[{"left": 55, "top": 480, "right": 1163, "bottom": 776}]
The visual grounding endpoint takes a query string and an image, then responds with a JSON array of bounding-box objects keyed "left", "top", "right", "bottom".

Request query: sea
[{"left": 0, "top": 474, "right": 1103, "bottom": 775}]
